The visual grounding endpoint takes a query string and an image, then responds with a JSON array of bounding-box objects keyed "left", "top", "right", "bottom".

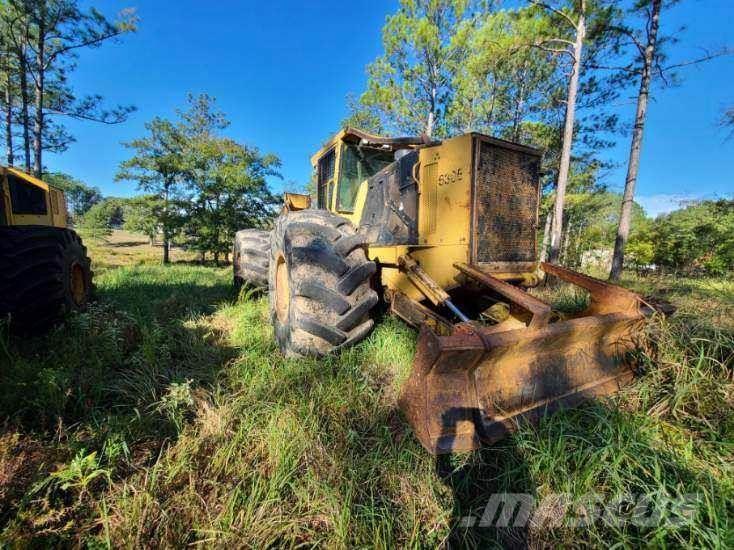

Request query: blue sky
[{"left": 47, "top": 0, "right": 733, "bottom": 218}]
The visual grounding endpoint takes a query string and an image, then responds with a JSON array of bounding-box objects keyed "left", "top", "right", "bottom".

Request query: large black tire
[
  {"left": 0, "top": 226, "right": 93, "bottom": 331},
  {"left": 233, "top": 229, "right": 270, "bottom": 290},
  {"left": 269, "top": 210, "right": 378, "bottom": 357}
]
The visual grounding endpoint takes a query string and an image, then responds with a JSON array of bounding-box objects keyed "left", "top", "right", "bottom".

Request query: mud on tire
[
  {"left": 233, "top": 229, "right": 270, "bottom": 289},
  {"left": 269, "top": 210, "right": 378, "bottom": 357},
  {"left": 0, "top": 226, "right": 93, "bottom": 331}
]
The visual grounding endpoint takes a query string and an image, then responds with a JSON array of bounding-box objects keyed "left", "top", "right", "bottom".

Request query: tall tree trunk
[
  {"left": 540, "top": 208, "right": 553, "bottom": 262},
  {"left": 19, "top": 60, "right": 31, "bottom": 172},
  {"left": 33, "top": 12, "right": 45, "bottom": 178},
  {"left": 561, "top": 219, "right": 573, "bottom": 265},
  {"left": 19, "top": 31, "right": 31, "bottom": 173},
  {"left": 609, "top": 0, "right": 661, "bottom": 281},
  {"left": 426, "top": 106, "right": 435, "bottom": 138},
  {"left": 426, "top": 82, "right": 437, "bottom": 137},
  {"left": 549, "top": 9, "right": 586, "bottom": 264},
  {"left": 485, "top": 77, "right": 498, "bottom": 130},
  {"left": 512, "top": 65, "right": 527, "bottom": 142},
  {"left": 4, "top": 73, "right": 13, "bottom": 166},
  {"left": 162, "top": 181, "right": 170, "bottom": 264}
]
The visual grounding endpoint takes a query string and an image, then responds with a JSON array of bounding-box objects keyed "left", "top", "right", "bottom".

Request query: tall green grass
[{"left": 0, "top": 264, "right": 732, "bottom": 547}]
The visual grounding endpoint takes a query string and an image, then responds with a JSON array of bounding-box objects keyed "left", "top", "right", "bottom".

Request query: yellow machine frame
[{"left": 310, "top": 129, "right": 539, "bottom": 304}]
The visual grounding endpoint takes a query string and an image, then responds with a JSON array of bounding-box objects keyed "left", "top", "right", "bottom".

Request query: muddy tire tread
[{"left": 269, "top": 209, "right": 377, "bottom": 357}]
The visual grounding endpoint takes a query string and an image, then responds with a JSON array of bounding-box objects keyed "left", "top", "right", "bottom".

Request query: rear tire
[
  {"left": 269, "top": 210, "right": 378, "bottom": 357},
  {"left": 0, "top": 226, "right": 93, "bottom": 331},
  {"left": 233, "top": 229, "right": 270, "bottom": 289}
]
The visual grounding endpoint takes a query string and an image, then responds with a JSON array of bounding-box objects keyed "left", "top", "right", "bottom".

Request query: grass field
[{"left": 1, "top": 231, "right": 732, "bottom": 547}]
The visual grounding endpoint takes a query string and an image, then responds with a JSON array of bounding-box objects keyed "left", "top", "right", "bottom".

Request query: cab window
[
  {"left": 8, "top": 174, "right": 47, "bottom": 215},
  {"left": 317, "top": 148, "right": 335, "bottom": 209},
  {"left": 337, "top": 144, "right": 394, "bottom": 212}
]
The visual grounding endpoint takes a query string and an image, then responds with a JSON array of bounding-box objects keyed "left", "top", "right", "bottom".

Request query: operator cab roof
[{"left": 310, "top": 127, "right": 436, "bottom": 167}]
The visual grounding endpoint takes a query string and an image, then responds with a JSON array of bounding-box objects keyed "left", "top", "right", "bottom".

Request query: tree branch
[
  {"left": 662, "top": 47, "right": 733, "bottom": 71},
  {"left": 531, "top": 40, "right": 576, "bottom": 61},
  {"left": 587, "top": 62, "right": 641, "bottom": 75},
  {"left": 44, "top": 107, "right": 130, "bottom": 124},
  {"left": 542, "top": 37, "right": 576, "bottom": 47},
  {"left": 608, "top": 25, "right": 646, "bottom": 58},
  {"left": 45, "top": 30, "right": 126, "bottom": 67},
  {"left": 528, "top": 0, "right": 578, "bottom": 30}
]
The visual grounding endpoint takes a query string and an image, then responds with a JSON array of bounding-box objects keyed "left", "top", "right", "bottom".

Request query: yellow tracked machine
[{"left": 233, "top": 128, "right": 655, "bottom": 454}]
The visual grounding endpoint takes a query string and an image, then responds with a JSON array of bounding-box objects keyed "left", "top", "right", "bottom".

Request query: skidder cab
[{"left": 233, "top": 128, "right": 658, "bottom": 454}]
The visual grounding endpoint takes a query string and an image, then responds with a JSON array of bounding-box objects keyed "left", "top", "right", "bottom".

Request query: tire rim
[
  {"left": 70, "top": 262, "right": 86, "bottom": 306},
  {"left": 275, "top": 253, "right": 290, "bottom": 323}
]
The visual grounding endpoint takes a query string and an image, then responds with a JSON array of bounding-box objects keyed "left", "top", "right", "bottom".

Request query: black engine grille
[{"left": 474, "top": 139, "right": 540, "bottom": 263}]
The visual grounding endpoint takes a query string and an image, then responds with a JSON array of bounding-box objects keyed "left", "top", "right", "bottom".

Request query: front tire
[
  {"left": 269, "top": 210, "right": 378, "bottom": 357},
  {"left": 0, "top": 226, "right": 93, "bottom": 331}
]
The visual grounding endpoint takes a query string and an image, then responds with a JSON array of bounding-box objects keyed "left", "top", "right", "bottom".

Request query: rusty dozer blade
[{"left": 399, "top": 262, "right": 654, "bottom": 455}]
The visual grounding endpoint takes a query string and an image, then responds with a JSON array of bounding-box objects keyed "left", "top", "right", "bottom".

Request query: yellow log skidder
[
  {"left": 0, "top": 167, "right": 92, "bottom": 330},
  {"left": 234, "top": 128, "right": 658, "bottom": 454}
]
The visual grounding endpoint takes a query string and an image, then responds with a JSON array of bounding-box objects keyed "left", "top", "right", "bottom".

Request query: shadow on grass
[
  {"left": 105, "top": 240, "right": 151, "bottom": 248},
  {"left": 437, "top": 439, "right": 534, "bottom": 549},
  {"left": 0, "top": 269, "right": 239, "bottom": 543},
  {"left": 434, "top": 399, "right": 730, "bottom": 548},
  {"left": 175, "top": 258, "right": 234, "bottom": 269},
  {"left": 3, "top": 269, "right": 237, "bottom": 426},
  {"left": 100, "top": 276, "right": 233, "bottom": 323}
]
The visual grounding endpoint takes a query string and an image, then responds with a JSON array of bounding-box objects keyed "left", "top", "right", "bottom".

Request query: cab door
[{"left": 316, "top": 147, "right": 336, "bottom": 211}]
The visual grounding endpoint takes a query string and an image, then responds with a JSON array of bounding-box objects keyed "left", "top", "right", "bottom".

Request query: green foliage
[
  {"left": 43, "top": 171, "right": 102, "bottom": 220},
  {"left": 76, "top": 199, "right": 122, "bottom": 240},
  {"left": 632, "top": 199, "right": 734, "bottom": 275},
  {"left": 347, "top": 0, "right": 480, "bottom": 137},
  {"left": 117, "top": 94, "right": 280, "bottom": 262},
  {"left": 624, "top": 239, "right": 654, "bottom": 267},
  {"left": 180, "top": 95, "right": 281, "bottom": 261},
  {"left": 121, "top": 195, "right": 161, "bottom": 244},
  {"left": 34, "top": 450, "right": 111, "bottom": 502},
  {"left": 539, "top": 190, "right": 647, "bottom": 269},
  {"left": 156, "top": 380, "right": 195, "bottom": 434},
  {"left": 0, "top": 1, "right": 137, "bottom": 173},
  {"left": 447, "top": 7, "right": 558, "bottom": 138},
  {"left": 116, "top": 116, "right": 188, "bottom": 259}
]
